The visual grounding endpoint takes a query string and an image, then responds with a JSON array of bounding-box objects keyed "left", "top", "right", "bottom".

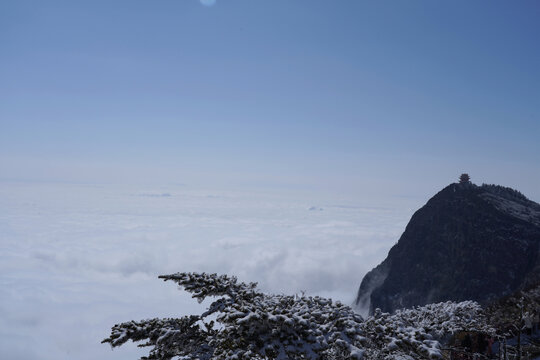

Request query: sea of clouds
[{"left": 0, "top": 181, "right": 420, "bottom": 360}]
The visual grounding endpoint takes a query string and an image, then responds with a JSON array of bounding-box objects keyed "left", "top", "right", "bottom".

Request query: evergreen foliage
[{"left": 103, "top": 272, "right": 493, "bottom": 360}]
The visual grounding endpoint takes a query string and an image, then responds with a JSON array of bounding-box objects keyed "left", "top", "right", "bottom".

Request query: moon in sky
[{"left": 200, "top": 0, "right": 217, "bottom": 6}]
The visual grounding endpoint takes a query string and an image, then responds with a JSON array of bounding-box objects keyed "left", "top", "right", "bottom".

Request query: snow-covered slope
[{"left": 480, "top": 184, "right": 540, "bottom": 228}]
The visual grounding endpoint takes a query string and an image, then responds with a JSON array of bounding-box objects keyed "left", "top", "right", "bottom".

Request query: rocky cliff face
[{"left": 356, "top": 182, "right": 540, "bottom": 314}]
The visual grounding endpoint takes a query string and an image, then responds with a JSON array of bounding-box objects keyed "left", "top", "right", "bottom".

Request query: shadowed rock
[{"left": 356, "top": 182, "right": 540, "bottom": 314}]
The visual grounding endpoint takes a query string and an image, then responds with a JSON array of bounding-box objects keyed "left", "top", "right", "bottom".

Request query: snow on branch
[
  {"left": 363, "top": 301, "right": 494, "bottom": 359},
  {"left": 159, "top": 272, "right": 259, "bottom": 303},
  {"left": 103, "top": 272, "right": 493, "bottom": 360}
]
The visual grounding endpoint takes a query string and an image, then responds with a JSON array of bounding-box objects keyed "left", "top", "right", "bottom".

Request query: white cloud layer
[{"left": 0, "top": 182, "right": 418, "bottom": 360}]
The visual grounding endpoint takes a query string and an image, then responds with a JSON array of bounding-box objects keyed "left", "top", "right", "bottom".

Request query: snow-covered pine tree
[
  {"left": 102, "top": 272, "right": 493, "bottom": 360},
  {"left": 102, "top": 272, "right": 366, "bottom": 360}
]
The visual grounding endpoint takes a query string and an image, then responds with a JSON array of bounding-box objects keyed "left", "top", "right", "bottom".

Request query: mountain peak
[{"left": 355, "top": 181, "right": 540, "bottom": 315}]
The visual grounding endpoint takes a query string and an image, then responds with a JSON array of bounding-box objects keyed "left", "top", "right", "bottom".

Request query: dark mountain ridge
[{"left": 356, "top": 181, "right": 540, "bottom": 314}]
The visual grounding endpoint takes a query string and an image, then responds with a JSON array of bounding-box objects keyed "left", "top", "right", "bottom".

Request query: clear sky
[{"left": 1, "top": 0, "right": 539, "bottom": 199}]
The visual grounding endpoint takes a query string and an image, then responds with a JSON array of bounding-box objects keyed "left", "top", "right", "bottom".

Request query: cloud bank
[{"left": 0, "top": 181, "right": 418, "bottom": 360}]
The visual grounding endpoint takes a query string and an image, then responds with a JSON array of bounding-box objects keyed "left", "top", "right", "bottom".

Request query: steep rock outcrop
[{"left": 356, "top": 182, "right": 540, "bottom": 314}]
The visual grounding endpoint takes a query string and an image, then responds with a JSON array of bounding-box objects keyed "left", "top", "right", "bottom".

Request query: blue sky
[{"left": 1, "top": 0, "right": 539, "bottom": 199}]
